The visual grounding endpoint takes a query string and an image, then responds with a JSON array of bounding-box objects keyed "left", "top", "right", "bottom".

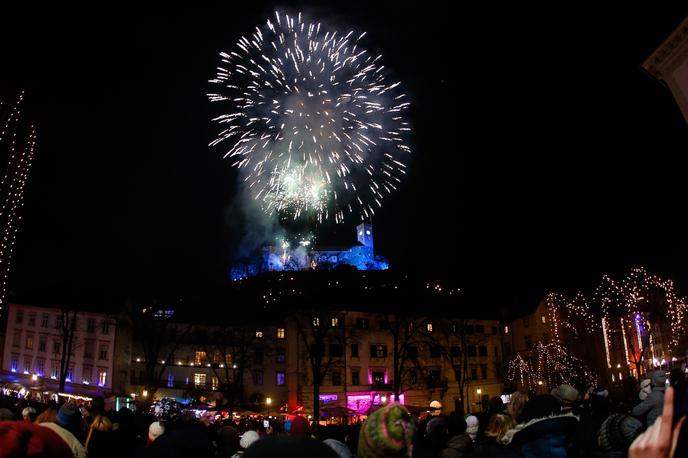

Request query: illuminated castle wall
[{"left": 231, "top": 222, "right": 389, "bottom": 280}]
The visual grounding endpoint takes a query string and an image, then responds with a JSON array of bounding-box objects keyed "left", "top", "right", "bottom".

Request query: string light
[{"left": 0, "top": 92, "right": 36, "bottom": 313}]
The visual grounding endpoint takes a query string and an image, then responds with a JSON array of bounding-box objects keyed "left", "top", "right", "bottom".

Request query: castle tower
[{"left": 356, "top": 222, "right": 373, "bottom": 248}]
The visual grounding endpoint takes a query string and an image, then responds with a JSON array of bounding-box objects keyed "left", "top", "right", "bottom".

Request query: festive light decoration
[
  {"left": 0, "top": 92, "right": 36, "bottom": 312},
  {"left": 208, "top": 11, "right": 411, "bottom": 223}
]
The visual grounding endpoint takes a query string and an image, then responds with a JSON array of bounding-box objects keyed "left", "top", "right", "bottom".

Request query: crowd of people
[{"left": 0, "top": 368, "right": 686, "bottom": 457}]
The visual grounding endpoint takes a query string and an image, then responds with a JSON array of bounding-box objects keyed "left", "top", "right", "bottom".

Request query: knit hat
[
  {"left": 22, "top": 407, "right": 37, "bottom": 418},
  {"left": 550, "top": 384, "right": 579, "bottom": 405},
  {"left": 56, "top": 403, "right": 82, "bottom": 430},
  {"left": 357, "top": 403, "right": 416, "bottom": 458},
  {"left": 598, "top": 414, "right": 643, "bottom": 452},
  {"left": 151, "top": 397, "right": 181, "bottom": 422},
  {"left": 323, "top": 438, "right": 353, "bottom": 458},
  {"left": 288, "top": 415, "right": 311, "bottom": 437},
  {"left": 148, "top": 421, "right": 165, "bottom": 442},
  {"left": 465, "top": 415, "right": 479, "bottom": 441},
  {"left": 0, "top": 420, "right": 74, "bottom": 457},
  {"left": 240, "top": 430, "right": 260, "bottom": 449}
]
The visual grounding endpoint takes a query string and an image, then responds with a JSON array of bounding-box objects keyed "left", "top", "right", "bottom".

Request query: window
[
  {"left": 255, "top": 330, "right": 263, "bottom": 339},
  {"left": 351, "top": 344, "right": 359, "bottom": 358},
  {"left": 253, "top": 348, "right": 263, "bottom": 364},
  {"left": 193, "top": 373, "right": 206, "bottom": 389},
  {"left": 332, "top": 371, "right": 342, "bottom": 386},
  {"left": 541, "top": 315, "right": 547, "bottom": 324},
  {"left": 84, "top": 340, "right": 94, "bottom": 359},
  {"left": 212, "top": 376, "right": 219, "bottom": 390},
  {"left": 99, "top": 370, "right": 108, "bottom": 386},
  {"left": 87, "top": 319, "right": 96, "bottom": 333},
  {"left": 16, "top": 310, "right": 24, "bottom": 324},
  {"left": 50, "top": 363, "right": 59, "bottom": 379},
  {"left": 12, "top": 330, "right": 21, "bottom": 348},
  {"left": 82, "top": 365, "right": 93, "bottom": 383},
  {"left": 356, "top": 318, "right": 368, "bottom": 329},
  {"left": 429, "top": 346, "right": 441, "bottom": 358},
  {"left": 492, "top": 326, "right": 498, "bottom": 335},
  {"left": 276, "top": 371, "right": 286, "bottom": 386},
  {"left": 28, "top": 313, "right": 36, "bottom": 326},
  {"left": 277, "top": 328, "right": 285, "bottom": 339},
  {"left": 407, "top": 346, "right": 419, "bottom": 359},
  {"left": 523, "top": 317, "right": 530, "bottom": 328},
  {"left": 465, "top": 325, "right": 475, "bottom": 334},
  {"left": 10, "top": 355, "right": 18, "bottom": 372},
  {"left": 478, "top": 346, "right": 487, "bottom": 357},
  {"left": 467, "top": 346, "right": 477, "bottom": 357},
  {"left": 212, "top": 352, "right": 222, "bottom": 364},
  {"left": 53, "top": 340, "right": 60, "bottom": 354},
  {"left": 35, "top": 359, "right": 44, "bottom": 378},
  {"left": 329, "top": 344, "right": 343, "bottom": 357},
  {"left": 41, "top": 314, "right": 49, "bottom": 328},
  {"left": 470, "top": 366, "right": 477, "bottom": 380},
  {"left": 351, "top": 370, "right": 360, "bottom": 386},
  {"left": 370, "top": 345, "right": 387, "bottom": 358},
  {"left": 428, "top": 369, "right": 441, "bottom": 386},
  {"left": 331, "top": 317, "right": 339, "bottom": 328},
  {"left": 409, "top": 370, "right": 418, "bottom": 385},
  {"left": 426, "top": 322, "right": 434, "bottom": 332},
  {"left": 504, "top": 325, "right": 509, "bottom": 334},
  {"left": 475, "top": 325, "right": 484, "bottom": 334},
  {"left": 55, "top": 316, "right": 63, "bottom": 330},
  {"left": 194, "top": 351, "right": 207, "bottom": 365},
  {"left": 101, "top": 321, "right": 110, "bottom": 335},
  {"left": 450, "top": 346, "right": 461, "bottom": 357},
  {"left": 39, "top": 335, "right": 46, "bottom": 352},
  {"left": 23, "top": 357, "right": 31, "bottom": 374},
  {"left": 525, "top": 336, "right": 533, "bottom": 349},
  {"left": 167, "top": 373, "right": 174, "bottom": 388},
  {"left": 25, "top": 334, "right": 34, "bottom": 350},
  {"left": 276, "top": 347, "right": 286, "bottom": 364},
  {"left": 66, "top": 367, "right": 74, "bottom": 382},
  {"left": 480, "top": 364, "right": 487, "bottom": 379},
  {"left": 372, "top": 371, "right": 385, "bottom": 384},
  {"left": 253, "top": 370, "right": 263, "bottom": 386},
  {"left": 378, "top": 320, "right": 390, "bottom": 330},
  {"left": 313, "top": 317, "right": 320, "bottom": 327},
  {"left": 99, "top": 344, "right": 108, "bottom": 361}
]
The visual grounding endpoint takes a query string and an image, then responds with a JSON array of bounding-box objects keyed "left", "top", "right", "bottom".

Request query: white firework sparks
[{"left": 208, "top": 11, "right": 411, "bottom": 223}]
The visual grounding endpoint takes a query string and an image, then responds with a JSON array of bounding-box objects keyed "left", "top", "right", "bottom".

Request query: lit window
[
  {"left": 193, "top": 373, "right": 206, "bottom": 388},
  {"left": 212, "top": 376, "right": 219, "bottom": 390},
  {"left": 101, "top": 321, "right": 110, "bottom": 334},
  {"left": 276, "top": 371, "right": 286, "bottom": 386},
  {"left": 167, "top": 373, "right": 174, "bottom": 387},
  {"left": 277, "top": 328, "right": 285, "bottom": 339},
  {"left": 256, "top": 331, "right": 263, "bottom": 338},
  {"left": 99, "top": 371, "right": 107, "bottom": 386},
  {"left": 194, "top": 351, "right": 207, "bottom": 365},
  {"left": 313, "top": 317, "right": 320, "bottom": 327},
  {"left": 426, "top": 323, "right": 433, "bottom": 332},
  {"left": 504, "top": 326, "right": 509, "bottom": 334},
  {"left": 541, "top": 315, "right": 546, "bottom": 324},
  {"left": 25, "top": 335, "right": 34, "bottom": 350},
  {"left": 331, "top": 317, "right": 339, "bottom": 327}
]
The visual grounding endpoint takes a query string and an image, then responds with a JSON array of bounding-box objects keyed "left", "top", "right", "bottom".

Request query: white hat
[
  {"left": 22, "top": 407, "right": 36, "bottom": 418},
  {"left": 148, "top": 421, "right": 165, "bottom": 442},
  {"left": 240, "top": 430, "right": 260, "bottom": 449}
]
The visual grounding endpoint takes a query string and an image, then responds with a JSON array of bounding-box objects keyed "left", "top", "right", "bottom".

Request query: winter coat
[
  {"left": 502, "top": 413, "right": 578, "bottom": 458},
  {"left": 145, "top": 424, "right": 214, "bottom": 458},
  {"left": 465, "top": 437, "right": 521, "bottom": 458},
  {"left": 87, "top": 429, "right": 118, "bottom": 458},
  {"left": 441, "top": 433, "right": 473, "bottom": 458},
  {"left": 631, "top": 385, "right": 665, "bottom": 426},
  {"left": 40, "top": 422, "right": 88, "bottom": 458}
]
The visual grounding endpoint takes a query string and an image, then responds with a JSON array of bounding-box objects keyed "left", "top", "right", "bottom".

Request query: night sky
[{"left": 1, "top": 3, "right": 688, "bottom": 311}]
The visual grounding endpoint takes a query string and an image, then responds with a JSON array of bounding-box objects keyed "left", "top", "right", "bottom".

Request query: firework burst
[{"left": 208, "top": 11, "right": 411, "bottom": 223}]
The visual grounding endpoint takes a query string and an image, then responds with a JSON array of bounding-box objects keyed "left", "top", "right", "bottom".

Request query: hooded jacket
[
  {"left": 502, "top": 412, "right": 578, "bottom": 458},
  {"left": 631, "top": 371, "right": 666, "bottom": 426}
]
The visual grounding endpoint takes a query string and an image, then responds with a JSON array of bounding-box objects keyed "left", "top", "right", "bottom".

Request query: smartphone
[
  {"left": 263, "top": 420, "right": 270, "bottom": 428},
  {"left": 668, "top": 369, "right": 688, "bottom": 426}
]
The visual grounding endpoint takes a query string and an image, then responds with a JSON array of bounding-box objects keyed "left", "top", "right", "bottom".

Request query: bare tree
[
  {"left": 380, "top": 313, "right": 429, "bottom": 400},
  {"left": 56, "top": 308, "right": 79, "bottom": 393}
]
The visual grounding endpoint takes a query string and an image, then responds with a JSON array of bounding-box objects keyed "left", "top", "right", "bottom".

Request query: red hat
[
  {"left": 0, "top": 420, "right": 73, "bottom": 458},
  {"left": 288, "top": 415, "right": 311, "bottom": 437}
]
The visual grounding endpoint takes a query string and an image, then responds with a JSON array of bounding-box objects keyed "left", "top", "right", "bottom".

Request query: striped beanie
[
  {"left": 598, "top": 414, "right": 643, "bottom": 452},
  {"left": 357, "top": 403, "right": 415, "bottom": 458}
]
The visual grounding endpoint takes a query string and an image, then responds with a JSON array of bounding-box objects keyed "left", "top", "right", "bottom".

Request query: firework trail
[{"left": 208, "top": 11, "right": 411, "bottom": 223}]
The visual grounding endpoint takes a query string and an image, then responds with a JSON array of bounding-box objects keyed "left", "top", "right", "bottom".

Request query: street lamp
[{"left": 266, "top": 397, "right": 272, "bottom": 416}]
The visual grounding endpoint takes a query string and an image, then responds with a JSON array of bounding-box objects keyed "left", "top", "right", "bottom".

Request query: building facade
[{"left": 1, "top": 303, "right": 117, "bottom": 399}]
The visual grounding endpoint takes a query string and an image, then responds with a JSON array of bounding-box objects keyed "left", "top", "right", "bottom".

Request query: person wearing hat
[
  {"left": 597, "top": 414, "right": 643, "bottom": 456},
  {"left": 39, "top": 403, "right": 88, "bottom": 458},
  {"left": 0, "top": 419, "right": 74, "bottom": 457},
  {"left": 550, "top": 385, "right": 579, "bottom": 412},
  {"left": 631, "top": 370, "right": 667, "bottom": 427},
  {"left": 22, "top": 406, "right": 37, "bottom": 422},
  {"left": 357, "top": 403, "right": 416, "bottom": 458}
]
